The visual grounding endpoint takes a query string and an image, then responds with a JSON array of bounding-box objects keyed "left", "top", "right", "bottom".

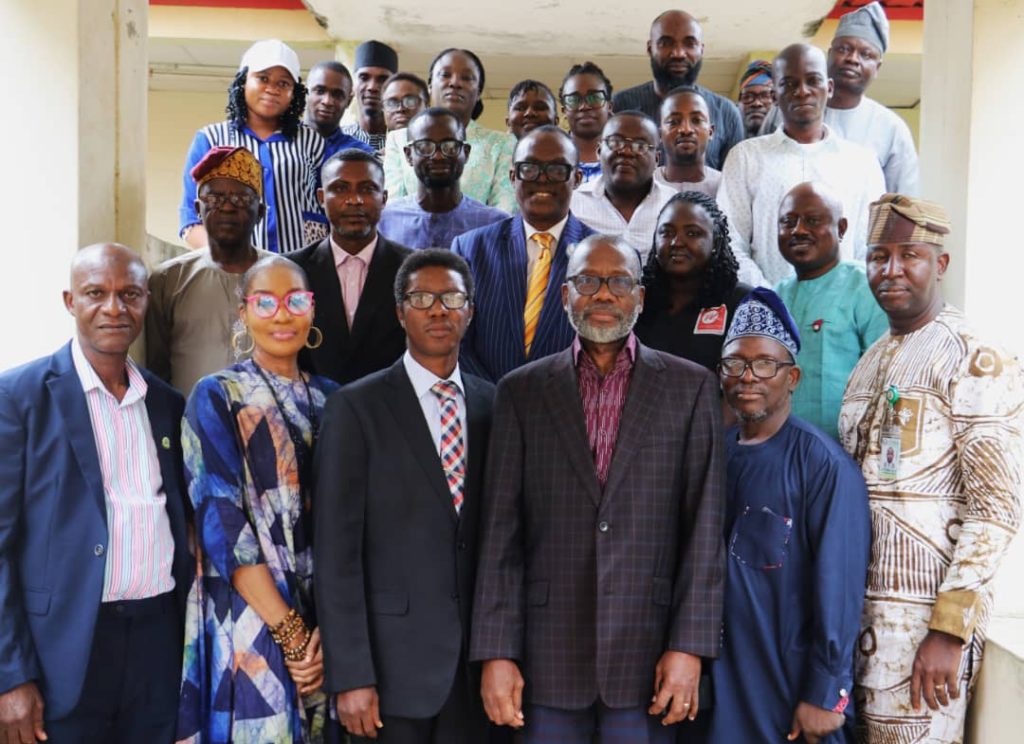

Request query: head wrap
[
  {"left": 868, "top": 193, "right": 951, "bottom": 247},
  {"left": 239, "top": 39, "right": 301, "bottom": 81},
  {"left": 724, "top": 287, "right": 801, "bottom": 359},
  {"left": 835, "top": 1, "right": 890, "bottom": 55},
  {"left": 739, "top": 60, "right": 773, "bottom": 91},
  {"left": 354, "top": 40, "right": 398, "bottom": 73},
  {"left": 191, "top": 146, "right": 263, "bottom": 198}
]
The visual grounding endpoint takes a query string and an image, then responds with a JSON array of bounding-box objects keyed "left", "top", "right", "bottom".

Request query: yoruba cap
[
  {"left": 724, "top": 287, "right": 801, "bottom": 359},
  {"left": 354, "top": 40, "right": 398, "bottom": 73},
  {"left": 868, "top": 193, "right": 951, "bottom": 247},
  {"left": 191, "top": 146, "right": 263, "bottom": 198},
  {"left": 240, "top": 39, "right": 301, "bottom": 82},
  {"left": 834, "top": 1, "right": 890, "bottom": 55},
  {"left": 740, "top": 60, "right": 773, "bottom": 90}
]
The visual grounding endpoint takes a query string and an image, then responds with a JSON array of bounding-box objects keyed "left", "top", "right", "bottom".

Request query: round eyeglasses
[{"left": 245, "top": 291, "right": 315, "bottom": 319}]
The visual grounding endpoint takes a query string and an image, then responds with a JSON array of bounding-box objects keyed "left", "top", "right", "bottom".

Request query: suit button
[
  {"left": 94, "top": 544, "right": 105, "bottom": 557},
  {"left": 598, "top": 521, "right": 610, "bottom": 533}
]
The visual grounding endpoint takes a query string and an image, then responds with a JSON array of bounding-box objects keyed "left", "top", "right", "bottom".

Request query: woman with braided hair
[{"left": 635, "top": 190, "right": 752, "bottom": 371}]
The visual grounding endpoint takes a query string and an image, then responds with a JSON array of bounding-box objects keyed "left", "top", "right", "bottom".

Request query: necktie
[
  {"left": 524, "top": 232, "right": 555, "bottom": 356},
  {"left": 430, "top": 381, "right": 465, "bottom": 513}
]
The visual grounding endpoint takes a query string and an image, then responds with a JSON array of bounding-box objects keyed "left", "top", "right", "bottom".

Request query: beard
[
  {"left": 568, "top": 302, "right": 641, "bottom": 344},
  {"left": 651, "top": 57, "right": 702, "bottom": 90}
]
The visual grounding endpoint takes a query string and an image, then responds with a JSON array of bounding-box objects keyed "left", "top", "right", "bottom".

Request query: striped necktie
[
  {"left": 524, "top": 231, "right": 555, "bottom": 356},
  {"left": 430, "top": 380, "right": 465, "bottom": 513}
]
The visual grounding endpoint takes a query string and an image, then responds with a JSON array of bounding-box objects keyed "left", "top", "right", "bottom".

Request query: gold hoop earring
[
  {"left": 231, "top": 329, "right": 255, "bottom": 356},
  {"left": 305, "top": 326, "right": 324, "bottom": 350}
]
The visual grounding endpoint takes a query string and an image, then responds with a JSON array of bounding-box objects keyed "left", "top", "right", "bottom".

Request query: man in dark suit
[
  {"left": 471, "top": 234, "right": 725, "bottom": 743},
  {"left": 290, "top": 148, "right": 412, "bottom": 385},
  {"left": 314, "top": 249, "right": 495, "bottom": 742},
  {"left": 0, "top": 244, "right": 191, "bottom": 743},
  {"left": 452, "top": 125, "right": 594, "bottom": 382}
]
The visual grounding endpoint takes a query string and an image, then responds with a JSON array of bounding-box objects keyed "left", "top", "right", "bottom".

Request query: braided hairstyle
[
  {"left": 642, "top": 191, "right": 740, "bottom": 311},
  {"left": 226, "top": 67, "right": 308, "bottom": 140}
]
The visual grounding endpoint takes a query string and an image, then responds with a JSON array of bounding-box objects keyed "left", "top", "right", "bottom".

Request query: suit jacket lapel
[
  {"left": 530, "top": 216, "right": 575, "bottom": 360},
  {"left": 541, "top": 349, "right": 602, "bottom": 506},
  {"left": 311, "top": 239, "right": 350, "bottom": 348},
  {"left": 602, "top": 344, "right": 665, "bottom": 497},
  {"left": 499, "top": 216, "right": 528, "bottom": 364},
  {"left": 349, "top": 237, "right": 395, "bottom": 347},
  {"left": 383, "top": 362, "right": 458, "bottom": 523},
  {"left": 461, "top": 375, "right": 489, "bottom": 526}
]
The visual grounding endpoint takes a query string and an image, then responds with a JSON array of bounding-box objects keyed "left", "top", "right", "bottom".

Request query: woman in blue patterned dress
[{"left": 176, "top": 256, "right": 338, "bottom": 743}]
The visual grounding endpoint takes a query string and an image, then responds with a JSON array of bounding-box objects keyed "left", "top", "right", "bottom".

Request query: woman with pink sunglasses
[{"left": 176, "top": 256, "right": 338, "bottom": 743}]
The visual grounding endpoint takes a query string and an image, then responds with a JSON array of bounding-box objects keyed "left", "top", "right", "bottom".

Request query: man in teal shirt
[{"left": 775, "top": 181, "right": 887, "bottom": 439}]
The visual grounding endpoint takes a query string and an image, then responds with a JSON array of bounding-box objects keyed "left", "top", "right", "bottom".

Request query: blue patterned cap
[{"left": 724, "top": 287, "right": 801, "bottom": 358}]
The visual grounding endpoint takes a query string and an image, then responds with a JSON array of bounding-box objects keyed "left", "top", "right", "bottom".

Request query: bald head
[
  {"left": 774, "top": 43, "right": 827, "bottom": 75},
  {"left": 651, "top": 9, "right": 701, "bottom": 37},
  {"left": 782, "top": 181, "right": 843, "bottom": 221},
  {"left": 568, "top": 234, "right": 643, "bottom": 280},
  {"left": 69, "top": 243, "right": 147, "bottom": 287},
  {"left": 773, "top": 44, "right": 832, "bottom": 131},
  {"left": 778, "top": 181, "right": 848, "bottom": 279},
  {"left": 648, "top": 9, "right": 705, "bottom": 90},
  {"left": 563, "top": 234, "right": 645, "bottom": 344}
]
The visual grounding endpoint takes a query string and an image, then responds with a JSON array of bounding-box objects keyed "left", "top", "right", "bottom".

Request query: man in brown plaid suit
[{"left": 470, "top": 234, "right": 726, "bottom": 743}]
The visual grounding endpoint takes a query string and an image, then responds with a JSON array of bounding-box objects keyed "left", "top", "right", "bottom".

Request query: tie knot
[
  {"left": 430, "top": 380, "right": 459, "bottom": 402},
  {"left": 533, "top": 232, "right": 555, "bottom": 254}
]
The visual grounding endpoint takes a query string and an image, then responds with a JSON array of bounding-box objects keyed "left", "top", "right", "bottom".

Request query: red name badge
[{"left": 694, "top": 304, "right": 728, "bottom": 335}]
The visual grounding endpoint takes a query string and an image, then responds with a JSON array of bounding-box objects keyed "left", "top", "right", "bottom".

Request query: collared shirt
[
  {"left": 572, "top": 333, "right": 638, "bottom": 485},
  {"left": 653, "top": 165, "right": 722, "bottom": 197},
  {"left": 322, "top": 127, "right": 376, "bottom": 160},
  {"left": 378, "top": 194, "right": 508, "bottom": 250},
  {"left": 570, "top": 175, "right": 675, "bottom": 262},
  {"left": 340, "top": 122, "right": 387, "bottom": 152},
  {"left": 578, "top": 161, "right": 602, "bottom": 183},
  {"left": 402, "top": 350, "right": 469, "bottom": 457},
  {"left": 332, "top": 234, "right": 377, "bottom": 328},
  {"left": 71, "top": 339, "right": 176, "bottom": 602},
  {"left": 523, "top": 214, "right": 569, "bottom": 278},
  {"left": 717, "top": 125, "right": 885, "bottom": 287}
]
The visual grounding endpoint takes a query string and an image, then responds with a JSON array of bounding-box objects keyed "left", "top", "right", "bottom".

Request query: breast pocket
[{"left": 729, "top": 505, "right": 793, "bottom": 570}]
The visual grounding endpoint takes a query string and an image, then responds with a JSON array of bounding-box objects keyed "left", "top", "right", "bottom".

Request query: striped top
[
  {"left": 71, "top": 339, "right": 176, "bottom": 601},
  {"left": 179, "top": 121, "right": 327, "bottom": 254}
]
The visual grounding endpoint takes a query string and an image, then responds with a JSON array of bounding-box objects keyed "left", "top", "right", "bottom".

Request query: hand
[
  {"left": 648, "top": 650, "right": 700, "bottom": 725},
  {"left": 480, "top": 659, "right": 525, "bottom": 728},
  {"left": 910, "top": 630, "right": 963, "bottom": 711},
  {"left": 0, "top": 681, "right": 47, "bottom": 743},
  {"left": 284, "top": 627, "right": 323, "bottom": 697},
  {"left": 787, "top": 701, "right": 844, "bottom": 743},
  {"left": 336, "top": 687, "right": 382, "bottom": 739}
]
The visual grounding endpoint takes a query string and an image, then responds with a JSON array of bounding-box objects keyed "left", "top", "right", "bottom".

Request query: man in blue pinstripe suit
[{"left": 452, "top": 126, "right": 595, "bottom": 382}]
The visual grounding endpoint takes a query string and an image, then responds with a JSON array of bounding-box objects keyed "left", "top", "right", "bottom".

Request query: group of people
[{"left": 2, "top": 4, "right": 1022, "bottom": 744}]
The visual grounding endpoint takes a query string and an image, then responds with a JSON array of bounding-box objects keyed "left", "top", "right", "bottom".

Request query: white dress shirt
[
  {"left": 569, "top": 174, "right": 675, "bottom": 262},
  {"left": 402, "top": 351, "right": 468, "bottom": 457},
  {"left": 523, "top": 214, "right": 569, "bottom": 278}
]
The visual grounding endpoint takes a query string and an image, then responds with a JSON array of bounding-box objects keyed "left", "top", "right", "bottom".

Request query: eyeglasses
[
  {"left": 198, "top": 191, "right": 258, "bottom": 210},
  {"left": 561, "top": 91, "right": 609, "bottom": 109},
  {"left": 408, "top": 139, "right": 465, "bottom": 157},
  {"left": 384, "top": 94, "right": 424, "bottom": 111},
  {"left": 566, "top": 274, "right": 638, "bottom": 297},
  {"left": 245, "top": 291, "right": 315, "bottom": 318},
  {"left": 718, "top": 358, "right": 795, "bottom": 379},
  {"left": 404, "top": 291, "right": 469, "bottom": 310},
  {"left": 513, "top": 161, "right": 575, "bottom": 183},
  {"left": 739, "top": 90, "right": 775, "bottom": 105},
  {"left": 602, "top": 135, "right": 658, "bottom": 154}
]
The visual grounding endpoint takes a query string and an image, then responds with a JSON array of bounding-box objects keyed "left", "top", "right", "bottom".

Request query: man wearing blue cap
[{"left": 707, "top": 288, "right": 870, "bottom": 743}]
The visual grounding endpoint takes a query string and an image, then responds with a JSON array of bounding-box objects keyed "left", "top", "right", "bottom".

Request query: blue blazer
[
  {"left": 0, "top": 342, "right": 191, "bottom": 719},
  {"left": 452, "top": 212, "right": 595, "bottom": 382}
]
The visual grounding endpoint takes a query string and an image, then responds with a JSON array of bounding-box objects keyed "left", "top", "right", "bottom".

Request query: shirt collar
[
  {"left": 773, "top": 123, "right": 834, "bottom": 147},
  {"left": 71, "top": 336, "right": 147, "bottom": 404},
  {"left": 523, "top": 214, "right": 569, "bottom": 245},
  {"left": 331, "top": 234, "right": 378, "bottom": 269},
  {"left": 402, "top": 350, "right": 465, "bottom": 400},
  {"left": 572, "top": 332, "right": 638, "bottom": 368}
]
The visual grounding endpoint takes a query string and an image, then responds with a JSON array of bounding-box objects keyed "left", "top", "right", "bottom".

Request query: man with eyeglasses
[
  {"left": 655, "top": 86, "right": 720, "bottom": 196},
  {"left": 471, "top": 233, "right": 724, "bottom": 743},
  {"left": 381, "top": 73, "right": 429, "bottom": 132},
  {"left": 378, "top": 108, "right": 508, "bottom": 250},
  {"left": 708, "top": 286, "right": 869, "bottom": 744},
  {"left": 570, "top": 112, "right": 675, "bottom": 263},
  {"left": 559, "top": 62, "right": 614, "bottom": 183},
  {"left": 315, "top": 248, "right": 497, "bottom": 743},
  {"left": 612, "top": 10, "right": 743, "bottom": 170},
  {"left": 736, "top": 60, "right": 774, "bottom": 139},
  {"left": 452, "top": 125, "right": 594, "bottom": 382},
  {"left": 304, "top": 60, "right": 377, "bottom": 161},
  {"left": 289, "top": 148, "right": 413, "bottom": 385},
  {"left": 758, "top": 2, "right": 918, "bottom": 195},
  {"left": 147, "top": 146, "right": 273, "bottom": 395}
]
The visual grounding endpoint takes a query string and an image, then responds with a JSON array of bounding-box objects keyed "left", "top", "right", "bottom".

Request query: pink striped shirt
[
  {"left": 573, "top": 333, "right": 638, "bottom": 486},
  {"left": 332, "top": 235, "right": 377, "bottom": 328},
  {"left": 71, "top": 339, "right": 176, "bottom": 601}
]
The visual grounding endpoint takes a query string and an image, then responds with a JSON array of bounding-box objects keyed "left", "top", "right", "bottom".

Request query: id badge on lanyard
[{"left": 879, "top": 384, "right": 901, "bottom": 481}]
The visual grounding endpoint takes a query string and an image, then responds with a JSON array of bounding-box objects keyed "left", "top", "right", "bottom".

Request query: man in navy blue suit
[
  {"left": 453, "top": 125, "right": 595, "bottom": 382},
  {"left": 0, "top": 244, "right": 191, "bottom": 743}
]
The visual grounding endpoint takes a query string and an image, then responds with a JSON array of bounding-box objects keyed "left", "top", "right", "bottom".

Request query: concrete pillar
[{"left": 2, "top": 0, "right": 148, "bottom": 370}]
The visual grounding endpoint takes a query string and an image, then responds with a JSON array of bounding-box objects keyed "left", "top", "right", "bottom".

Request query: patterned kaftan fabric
[
  {"left": 176, "top": 360, "right": 338, "bottom": 743},
  {"left": 839, "top": 306, "right": 1024, "bottom": 743}
]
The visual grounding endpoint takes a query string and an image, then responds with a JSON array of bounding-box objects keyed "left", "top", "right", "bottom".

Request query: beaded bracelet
[{"left": 281, "top": 626, "right": 313, "bottom": 662}]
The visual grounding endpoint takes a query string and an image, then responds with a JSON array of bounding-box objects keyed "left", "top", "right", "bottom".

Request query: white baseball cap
[{"left": 239, "top": 39, "right": 301, "bottom": 81}]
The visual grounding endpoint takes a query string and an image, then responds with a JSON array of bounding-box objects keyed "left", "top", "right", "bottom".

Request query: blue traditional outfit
[
  {"left": 176, "top": 360, "right": 338, "bottom": 743},
  {"left": 378, "top": 194, "right": 508, "bottom": 249},
  {"left": 707, "top": 290, "right": 871, "bottom": 743}
]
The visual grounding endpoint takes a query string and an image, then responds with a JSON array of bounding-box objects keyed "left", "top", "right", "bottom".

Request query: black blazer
[
  {"left": 289, "top": 235, "right": 412, "bottom": 385},
  {"left": 313, "top": 359, "right": 495, "bottom": 718}
]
